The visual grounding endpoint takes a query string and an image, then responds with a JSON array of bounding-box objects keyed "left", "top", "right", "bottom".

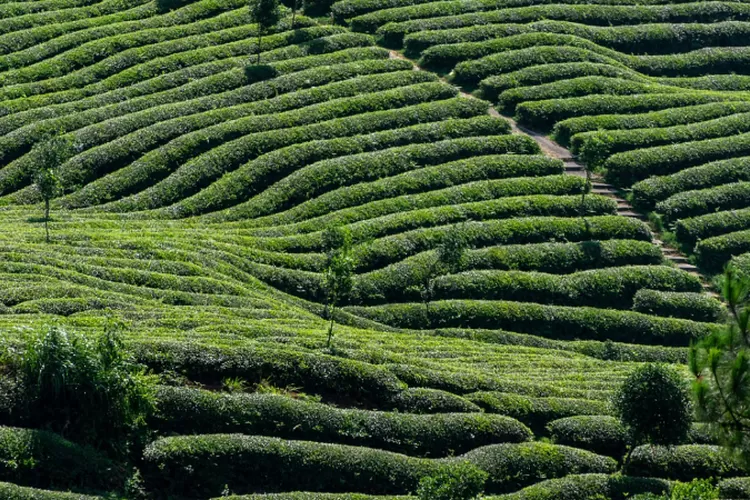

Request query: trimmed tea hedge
[
  {"left": 547, "top": 416, "right": 627, "bottom": 457},
  {"left": 389, "top": 387, "right": 482, "bottom": 413},
  {"left": 656, "top": 182, "right": 750, "bottom": 223},
  {"left": 632, "top": 156, "right": 750, "bottom": 208},
  {"left": 142, "top": 434, "right": 463, "bottom": 498},
  {"left": 554, "top": 101, "right": 750, "bottom": 144},
  {"left": 429, "top": 265, "right": 702, "bottom": 309},
  {"left": 604, "top": 131, "right": 750, "bottom": 186},
  {"left": 517, "top": 93, "right": 739, "bottom": 131},
  {"left": 465, "top": 391, "right": 609, "bottom": 433},
  {"left": 695, "top": 229, "right": 750, "bottom": 272},
  {"left": 625, "top": 444, "right": 745, "bottom": 481},
  {"left": 496, "top": 474, "right": 670, "bottom": 500},
  {"left": 132, "top": 341, "right": 406, "bottom": 404},
  {"left": 0, "top": 483, "right": 102, "bottom": 500},
  {"left": 346, "top": 299, "right": 714, "bottom": 345},
  {"left": 676, "top": 208, "right": 750, "bottom": 246},
  {"left": 462, "top": 441, "right": 617, "bottom": 493},
  {"left": 152, "top": 386, "right": 532, "bottom": 456},
  {"left": 718, "top": 477, "right": 750, "bottom": 499},
  {"left": 632, "top": 289, "right": 724, "bottom": 322}
]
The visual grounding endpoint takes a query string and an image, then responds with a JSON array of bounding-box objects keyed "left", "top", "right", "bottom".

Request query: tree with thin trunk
[
  {"left": 409, "top": 223, "right": 469, "bottom": 326},
  {"left": 32, "top": 136, "right": 71, "bottom": 243},
  {"left": 34, "top": 168, "right": 62, "bottom": 243},
  {"left": 249, "top": 0, "right": 281, "bottom": 64},
  {"left": 322, "top": 225, "right": 354, "bottom": 349},
  {"left": 690, "top": 264, "right": 750, "bottom": 464}
]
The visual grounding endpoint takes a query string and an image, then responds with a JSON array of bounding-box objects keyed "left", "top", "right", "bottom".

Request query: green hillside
[{"left": 0, "top": 0, "right": 749, "bottom": 498}]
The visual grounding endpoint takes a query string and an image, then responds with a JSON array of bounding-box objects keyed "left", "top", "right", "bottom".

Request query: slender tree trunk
[
  {"left": 291, "top": 1, "right": 297, "bottom": 28},
  {"left": 257, "top": 31, "right": 262, "bottom": 64},
  {"left": 327, "top": 307, "right": 335, "bottom": 348},
  {"left": 44, "top": 199, "right": 50, "bottom": 243}
]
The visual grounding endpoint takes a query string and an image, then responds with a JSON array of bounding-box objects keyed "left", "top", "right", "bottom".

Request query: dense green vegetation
[{"left": 0, "top": 0, "right": 747, "bottom": 497}]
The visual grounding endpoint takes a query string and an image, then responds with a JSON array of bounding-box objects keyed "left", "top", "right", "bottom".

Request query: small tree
[
  {"left": 290, "top": 0, "right": 299, "bottom": 27},
  {"left": 613, "top": 363, "right": 692, "bottom": 461},
  {"left": 249, "top": 0, "right": 281, "bottom": 64},
  {"left": 32, "top": 136, "right": 72, "bottom": 243},
  {"left": 34, "top": 168, "right": 62, "bottom": 243},
  {"left": 690, "top": 265, "right": 750, "bottom": 463},
  {"left": 410, "top": 224, "right": 469, "bottom": 323},
  {"left": 322, "top": 225, "right": 354, "bottom": 348}
]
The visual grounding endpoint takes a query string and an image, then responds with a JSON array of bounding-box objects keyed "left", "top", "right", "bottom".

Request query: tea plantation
[{"left": 0, "top": 0, "right": 749, "bottom": 498}]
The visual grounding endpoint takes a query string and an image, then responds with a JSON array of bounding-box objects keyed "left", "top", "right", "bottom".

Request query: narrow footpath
[{"left": 388, "top": 51, "right": 714, "bottom": 292}]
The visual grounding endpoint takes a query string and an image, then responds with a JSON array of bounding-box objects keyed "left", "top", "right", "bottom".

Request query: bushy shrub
[
  {"left": 656, "top": 182, "right": 750, "bottom": 224},
  {"left": 696, "top": 229, "right": 750, "bottom": 272},
  {"left": 465, "top": 391, "right": 609, "bottom": 434},
  {"left": 675, "top": 207, "right": 750, "bottom": 247},
  {"left": 613, "top": 363, "right": 692, "bottom": 447},
  {"left": 498, "top": 473, "right": 670, "bottom": 500},
  {"left": 461, "top": 442, "right": 617, "bottom": 493},
  {"left": 632, "top": 156, "right": 750, "bottom": 209},
  {"left": 142, "top": 434, "right": 453, "bottom": 498},
  {"left": 389, "top": 387, "right": 481, "bottom": 413},
  {"left": 625, "top": 445, "right": 745, "bottom": 481},
  {"left": 632, "top": 289, "right": 724, "bottom": 322},
  {"left": 718, "top": 476, "right": 750, "bottom": 498},
  {"left": 5, "top": 326, "right": 155, "bottom": 455},
  {"left": 347, "top": 299, "right": 714, "bottom": 345},
  {"left": 0, "top": 482, "right": 102, "bottom": 500},
  {"left": 0, "top": 426, "right": 116, "bottom": 491},
  {"left": 152, "top": 386, "right": 532, "bottom": 457},
  {"left": 416, "top": 461, "right": 486, "bottom": 500},
  {"left": 547, "top": 416, "right": 627, "bottom": 457}
]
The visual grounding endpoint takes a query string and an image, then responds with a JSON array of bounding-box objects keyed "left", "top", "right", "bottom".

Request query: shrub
[
  {"left": 517, "top": 93, "right": 739, "bottom": 131},
  {"left": 152, "top": 386, "right": 532, "bottom": 457},
  {"left": 389, "top": 387, "right": 481, "bottom": 413},
  {"left": 718, "top": 477, "right": 750, "bottom": 499},
  {"left": 676, "top": 208, "right": 750, "bottom": 247},
  {"left": 554, "top": 101, "right": 750, "bottom": 145},
  {"left": 497, "top": 473, "right": 670, "bottom": 500},
  {"left": 346, "top": 300, "right": 714, "bottom": 345},
  {"left": 656, "top": 182, "right": 750, "bottom": 224},
  {"left": 604, "top": 131, "right": 750, "bottom": 187},
  {"left": 0, "top": 482, "right": 102, "bottom": 500},
  {"left": 0, "top": 426, "right": 116, "bottom": 491},
  {"left": 465, "top": 391, "right": 609, "bottom": 434},
  {"left": 625, "top": 445, "right": 745, "bottom": 481},
  {"left": 614, "top": 363, "right": 692, "bottom": 447},
  {"left": 461, "top": 441, "right": 617, "bottom": 493},
  {"left": 632, "top": 156, "right": 750, "bottom": 209},
  {"left": 695, "top": 229, "right": 750, "bottom": 272},
  {"left": 632, "top": 289, "right": 724, "bottom": 323},
  {"left": 141, "top": 434, "right": 454, "bottom": 498},
  {"left": 5, "top": 326, "right": 155, "bottom": 455},
  {"left": 670, "top": 479, "right": 719, "bottom": 500},
  {"left": 416, "top": 461, "right": 486, "bottom": 500},
  {"left": 547, "top": 416, "right": 627, "bottom": 457},
  {"left": 132, "top": 340, "right": 406, "bottom": 405}
]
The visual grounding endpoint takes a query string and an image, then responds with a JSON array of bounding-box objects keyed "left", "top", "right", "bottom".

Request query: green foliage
[
  {"left": 322, "top": 225, "right": 355, "bottom": 347},
  {"left": 625, "top": 444, "right": 745, "bottom": 481},
  {"left": 670, "top": 479, "right": 719, "bottom": 500},
  {"left": 249, "top": 0, "right": 282, "bottom": 63},
  {"left": 499, "top": 473, "right": 670, "bottom": 500},
  {"left": 690, "top": 265, "right": 750, "bottom": 463},
  {"left": 7, "top": 325, "right": 156, "bottom": 455},
  {"left": 0, "top": 426, "right": 116, "bottom": 492},
  {"left": 152, "top": 386, "right": 532, "bottom": 457},
  {"left": 416, "top": 461, "right": 487, "bottom": 500},
  {"left": 613, "top": 363, "right": 692, "bottom": 447},
  {"left": 632, "top": 290, "right": 724, "bottom": 323}
]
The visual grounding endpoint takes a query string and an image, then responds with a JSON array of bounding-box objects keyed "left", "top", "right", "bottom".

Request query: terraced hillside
[{"left": 0, "top": 0, "right": 748, "bottom": 498}]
